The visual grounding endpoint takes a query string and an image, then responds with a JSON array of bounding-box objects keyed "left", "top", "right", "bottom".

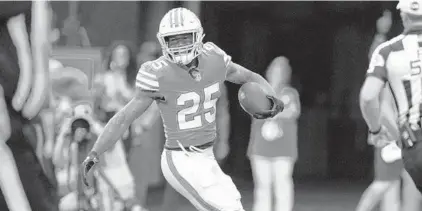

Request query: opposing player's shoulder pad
[
  {"left": 136, "top": 60, "right": 164, "bottom": 93},
  {"left": 368, "top": 35, "right": 403, "bottom": 74},
  {"left": 367, "top": 35, "right": 403, "bottom": 80},
  {"left": 203, "top": 42, "right": 232, "bottom": 68}
]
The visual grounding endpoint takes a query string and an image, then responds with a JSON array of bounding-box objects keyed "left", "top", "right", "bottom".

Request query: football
[{"left": 238, "top": 82, "right": 272, "bottom": 116}]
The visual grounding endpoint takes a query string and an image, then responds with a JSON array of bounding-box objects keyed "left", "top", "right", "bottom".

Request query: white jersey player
[{"left": 360, "top": 0, "right": 422, "bottom": 194}]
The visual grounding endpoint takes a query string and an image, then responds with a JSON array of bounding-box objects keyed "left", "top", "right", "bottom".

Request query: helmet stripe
[
  {"left": 180, "top": 8, "right": 184, "bottom": 27},
  {"left": 170, "top": 9, "right": 175, "bottom": 28},
  {"left": 174, "top": 8, "right": 180, "bottom": 28}
]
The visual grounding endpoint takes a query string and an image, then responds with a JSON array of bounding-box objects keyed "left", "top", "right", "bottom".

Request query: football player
[
  {"left": 355, "top": 10, "right": 404, "bottom": 211},
  {"left": 360, "top": 0, "right": 422, "bottom": 196},
  {"left": 82, "top": 7, "right": 284, "bottom": 211}
]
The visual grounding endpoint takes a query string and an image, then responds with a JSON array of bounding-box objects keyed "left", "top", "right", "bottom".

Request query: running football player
[{"left": 82, "top": 7, "right": 284, "bottom": 211}]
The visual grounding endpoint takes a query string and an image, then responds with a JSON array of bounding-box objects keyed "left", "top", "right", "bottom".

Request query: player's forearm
[
  {"left": 227, "top": 63, "right": 276, "bottom": 96},
  {"left": 248, "top": 72, "right": 276, "bottom": 96},
  {"left": 360, "top": 97, "right": 382, "bottom": 132},
  {"left": 91, "top": 111, "right": 134, "bottom": 155}
]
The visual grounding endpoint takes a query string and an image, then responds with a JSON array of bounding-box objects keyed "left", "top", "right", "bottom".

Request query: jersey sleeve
[
  {"left": 366, "top": 44, "right": 390, "bottom": 82},
  {"left": 203, "top": 42, "right": 232, "bottom": 68},
  {"left": 135, "top": 62, "right": 160, "bottom": 93}
]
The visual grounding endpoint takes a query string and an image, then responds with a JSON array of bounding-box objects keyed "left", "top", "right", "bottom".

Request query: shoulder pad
[
  {"left": 203, "top": 42, "right": 232, "bottom": 67},
  {"left": 135, "top": 60, "right": 166, "bottom": 92}
]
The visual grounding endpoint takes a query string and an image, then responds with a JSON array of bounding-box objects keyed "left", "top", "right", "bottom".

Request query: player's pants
[
  {"left": 402, "top": 141, "right": 422, "bottom": 194},
  {"left": 0, "top": 143, "right": 59, "bottom": 211},
  {"left": 161, "top": 145, "right": 244, "bottom": 211},
  {"left": 374, "top": 147, "right": 403, "bottom": 181}
]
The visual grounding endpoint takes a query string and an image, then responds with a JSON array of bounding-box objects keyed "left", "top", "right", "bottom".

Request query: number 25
[{"left": 177, "top": 83, "right": 219, "bottom": 130}]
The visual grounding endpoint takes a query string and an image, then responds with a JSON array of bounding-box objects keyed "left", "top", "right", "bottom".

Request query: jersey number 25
[{"left": 177, "top": 83, "right": 220, "bottom": 130}]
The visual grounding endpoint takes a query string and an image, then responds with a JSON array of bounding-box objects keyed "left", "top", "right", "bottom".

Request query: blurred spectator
[
  {"left": 61, "top": 15, "right": 91, "bottom": 47},
  {"left": 54, "top": 101, "right": 143, "bottom": 211},
  {"left": 49, "top": 7, "right": 61, "bottom": 47},
  {"left": 248, "top": 56, "right": 300, "bottom": 211},
  {"left": 94, "top": 40, "right": 138, "bottom": 153},
  {"left": 61, "top": 1, "right": 91, "bottom": 47},
  {"left": 49, "top": 2, "right": 90, "bottom": 47}
]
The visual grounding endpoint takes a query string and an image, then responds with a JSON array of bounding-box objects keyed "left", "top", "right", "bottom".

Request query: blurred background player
[
  {"left": 355, "top": 10, "right": 404, "bottom": 211},
  {"left": 248, "top": 56, "right": 300, "bottom": 211},
  {"left": 0, "top": 2, "right": 59, "bottom": 211},
  {"left": 82, "top": 7, "right": 284, "bottom": 211},
  {"left": 360, "top": 0, "right": 422, "bottom": 200}
]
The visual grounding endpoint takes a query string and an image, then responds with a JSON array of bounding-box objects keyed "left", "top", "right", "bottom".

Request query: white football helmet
[
  {"left": 397, "top": 0, "right": 422, "bottom": 16},
  {"left": 157, "top": 7, "right": 204, "bottom": 65}
]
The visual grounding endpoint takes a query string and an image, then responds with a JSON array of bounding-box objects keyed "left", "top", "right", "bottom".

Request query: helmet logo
[{"left": 411, "top": 1, "right": 420, "bottom": 11}]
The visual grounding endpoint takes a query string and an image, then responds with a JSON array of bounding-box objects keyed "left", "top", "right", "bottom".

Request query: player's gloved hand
[
  {"left": 81, "top": 151, "right": 99, "bottom": 187},
  {"left": 253, "top": 95, "right": 284, "bottom": 119},
  {"left": 367, "top": 125, "right": 392, "bottom": 148}
]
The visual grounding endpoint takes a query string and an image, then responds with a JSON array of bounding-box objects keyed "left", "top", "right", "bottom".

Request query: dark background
[{"left": 51, "top": 1, "right": 403, "bottom": 182}]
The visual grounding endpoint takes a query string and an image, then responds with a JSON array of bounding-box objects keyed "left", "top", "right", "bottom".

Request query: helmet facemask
[{"left": 158, "top": 29, "right": 204, "bottom": 65}]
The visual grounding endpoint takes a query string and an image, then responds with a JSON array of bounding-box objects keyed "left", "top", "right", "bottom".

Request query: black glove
[
  {"left": 81, "top": 151, "right": 99, "bottom": 187},
  {"left": 253, "top": 95, "right": 284, "bottom": 119}
]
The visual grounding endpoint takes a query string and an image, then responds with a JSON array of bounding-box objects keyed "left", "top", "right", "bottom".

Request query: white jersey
[{"left": 367, "top": 31, "right": 422, "bottom": 128}]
